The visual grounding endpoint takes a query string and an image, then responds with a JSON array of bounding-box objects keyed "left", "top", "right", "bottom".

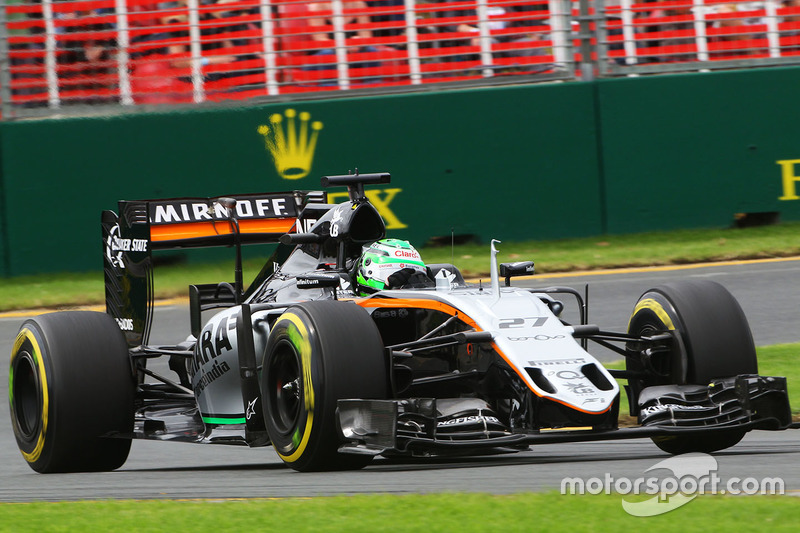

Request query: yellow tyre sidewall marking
[
  {"left": 10, "top": 328, "right": 49, "bottom": 464},
  {"left": 276, "top": 313, "right": 315, "bottom": 463},
  {"left": 629, "top": 298, "right": 676, "bottom": 331}
]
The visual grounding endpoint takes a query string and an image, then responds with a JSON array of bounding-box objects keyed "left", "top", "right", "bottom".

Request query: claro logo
[{"left": 394, "top": 249, "right": 419, "bottom": 259}]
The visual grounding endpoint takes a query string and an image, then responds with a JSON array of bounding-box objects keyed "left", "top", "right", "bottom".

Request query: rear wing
[{"left": 102, "top": 191, "right": 325, "bottom": 347}]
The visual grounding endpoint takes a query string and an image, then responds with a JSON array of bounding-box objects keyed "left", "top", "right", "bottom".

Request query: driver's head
[{"left": 354, "top": 239, "right": 426, "bottom": 296}]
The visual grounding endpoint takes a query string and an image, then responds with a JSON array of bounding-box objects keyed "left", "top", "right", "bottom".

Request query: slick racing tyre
[
  {"left": 262, "top": 301, "right": 388, "bottom": 472},
  {"left": 9, "top": 311, "right": 135, "bottom": 473},
  {"left": 627, "top": 280, "right": 757, "bottom": 454}
]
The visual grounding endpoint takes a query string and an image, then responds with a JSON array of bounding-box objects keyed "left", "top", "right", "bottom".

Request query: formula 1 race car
[{"left": 9, "top": 172, "right": 796, "bottom": 473}]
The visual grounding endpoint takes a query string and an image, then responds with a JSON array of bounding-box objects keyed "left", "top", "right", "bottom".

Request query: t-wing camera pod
[{"left": 320, "top": 171, "right": 391, "bottom": 201}]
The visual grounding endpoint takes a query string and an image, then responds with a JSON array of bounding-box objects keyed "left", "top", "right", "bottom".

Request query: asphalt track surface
[{"left": 1, "top": 259, "right": 800, "bottom": 502}]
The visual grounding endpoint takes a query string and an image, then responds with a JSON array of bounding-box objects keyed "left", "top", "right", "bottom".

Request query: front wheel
[
  {"left": 262, "top": 301, "right": 388, "bottom": 471},
  {"left": 627, "top": 280, "right": 757, "bottom": 454},
  {"left": 9, "top": 311, "right": 135, "bottom": 473}
]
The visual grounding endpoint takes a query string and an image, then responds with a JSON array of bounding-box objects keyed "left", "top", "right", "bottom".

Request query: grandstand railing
[
  {"left": 1, "top": 0, "right": 799, "bottom": 118},
  {"left": 597, "top": 0, "right": 800, "bottom": 75}
]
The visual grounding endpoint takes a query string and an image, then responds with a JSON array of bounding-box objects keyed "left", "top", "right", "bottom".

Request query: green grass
[
  {"left": 0, "top": 493, "right": 797, "bottom": 532},
  {"left": 425, "top": 222, "right": 800, "bottom": 277},
  {"left": 755, "top": 343, "right": 800, "bottom": 415},
  {"left": 3, "top": 222, "right": 800, "bottom": 313}
]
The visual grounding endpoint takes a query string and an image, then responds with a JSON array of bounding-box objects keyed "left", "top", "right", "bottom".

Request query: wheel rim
[
  {"left": 637, "top": 323, "right": 675, "bottom": 385},
  {"left": 268, "top": 339, "right": 302, "bottom": 435},
  {"left": 629, "top": 297, "right": 687, "bottom": 388},
  {"left": 11, "top": 351, "right": 42, "bottom": 441}
]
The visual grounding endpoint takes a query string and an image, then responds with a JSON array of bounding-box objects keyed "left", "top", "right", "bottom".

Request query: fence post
[
  {"left": 476, "top": 0, "right": 494, "bottom": 78},
  {"left": 595, "top": 0, "right": 609, "bottom": 76},
  {"left": 331, "top": 0, "right": 350, "bottom": 90},
  {"left": 188, "top": 0, "right": 205, "bottom": 103},
  {"left": 766, "top": 0, "right": 781, "bottom": 58},
  {"left": 115, "top": 0, "right": 133, "bottom": 106},
  {"left": 42, "top": 0, "right": 59, "bottom": 109},
  {"left": 549, "top": 0, "right": 572, "bottom": 74},
  {"left": 620, "top": 0, "right": 637, "bottom": 65},
  {"left": 403, "top": 0, "right": 422, "bottom": 85},
  {"left": 693, "top": 0, "right": 709, "bottom": 63},
  {"left": 260, "top": 0, "right": 279, "bottom": 95},
  {"left": 577, "top": 0, "right": 595, "bottom": 81}
]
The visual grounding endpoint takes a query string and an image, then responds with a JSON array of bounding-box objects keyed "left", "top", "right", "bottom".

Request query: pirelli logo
[{"left": 148, "top": 194, "right": 297, "bottom": 225}]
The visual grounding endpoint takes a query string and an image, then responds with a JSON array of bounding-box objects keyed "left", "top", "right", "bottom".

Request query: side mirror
[{"left": 499, "top": 261, "right": 535, "bottom": 287}]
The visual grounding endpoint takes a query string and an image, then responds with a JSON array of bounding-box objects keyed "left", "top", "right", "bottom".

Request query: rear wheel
[
  {"left": 9, "top": 311, "right": 135, "bottom": 473},
  {"left": 262, "top": 301, "right": 388, "bottom": 471},
  {"left": 627, "top": 280, "right": 757, "bottom": 454}
]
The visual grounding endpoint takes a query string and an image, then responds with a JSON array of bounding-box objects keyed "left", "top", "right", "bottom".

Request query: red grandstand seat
[
  {"left": 130, "top": 60, "right": 193, "bottom": 104},
  {"left": 276, "top": 1, "right": 322, "bottom": 85},
  {"left": 275, "top": 1, "right": 405, "bottom": 88}
]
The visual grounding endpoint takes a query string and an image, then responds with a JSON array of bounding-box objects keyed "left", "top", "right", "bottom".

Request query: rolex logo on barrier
[{"left": 258, "top": 109, "right": 323, "bottom": 180}]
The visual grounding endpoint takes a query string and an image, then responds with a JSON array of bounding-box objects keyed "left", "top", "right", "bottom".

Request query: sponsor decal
[
  {"left": 115, "top": 318, "right": 134, "bottom": 331},
  {"left": 555, "top": 370, "right": 583, "bottom": 380},
  {"left": 110, "top": 236, "right": 148, "bottom": 252},
  {"left": 564, "top": 382, "right": 597, "bottom": 395},
  {"left": 258, "top": 109, "right": 323, "bottom": 180},
  {"left": 437, "top": 415, "right": 501, "bottom": 427},
  {"left": 393, "top": 249, "right": 420, "bottom": 260},
  {"left": 191, "top": 315, "right": 236, "bottom": 396},
  {"left": 106, "top": 223, "right": 148, "bottom": 269},
  {"left": 194, "top": 359, "right": 232, "bottom": 393},
  {"left": 640, "top": 403, "right": 710, "bottom": 417},
  {"left": 246, "top": 398, "right": 258, "bottom": 420},
  {"left": 149, "top": 195, "right": 296, "bottom": 225},
  {"left": 105, "top": 224, "right": 125, "bottom": 269},
  {"left": 372, "top": 308, "right": 409, "bottom": 319},
  {"left": 193, "top": 314, "right": 236, "bottom": 374},
  {"left": 527, "top": 358, "right": 587, "bottom": 367},
  {"left": 329, "top": 204, "right": 345, "bottom": 238},
  {"left": 298, "top": 217, "right": 319, "bottom": 233},
  {"left": 508, "top": 335, "right": 565, "bottom": 341}
]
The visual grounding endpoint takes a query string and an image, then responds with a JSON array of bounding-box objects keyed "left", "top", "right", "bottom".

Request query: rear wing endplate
[{"left": 102, "top": 191, "right": 324, "bottom": 347}]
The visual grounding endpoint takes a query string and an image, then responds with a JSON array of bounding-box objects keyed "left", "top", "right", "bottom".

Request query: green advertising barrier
[
  {"left": 0, "top": 125, "right": 6, "bottom": 277},
  {"left": 9, "top": 66, "right": 800, "bottom": 278},
  {"left": 0, "top": 83, "right": 603, "bottom": 276},
  {"left": 598, "top": 67, "right": 800, "bottom": 233}
]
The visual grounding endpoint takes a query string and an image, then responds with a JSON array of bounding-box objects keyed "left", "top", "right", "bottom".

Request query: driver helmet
[{"left": 355, "top": 239, "right": 426, "bottom": 295}]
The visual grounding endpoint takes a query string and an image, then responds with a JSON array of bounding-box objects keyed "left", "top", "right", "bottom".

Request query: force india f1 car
[{"left": 9, "top": 172, "right": 797, "bottom": 473}]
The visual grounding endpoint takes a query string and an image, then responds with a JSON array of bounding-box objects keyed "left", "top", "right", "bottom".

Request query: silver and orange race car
[{"left": 9, "top": 172, "right": 796, "bottom": 473}]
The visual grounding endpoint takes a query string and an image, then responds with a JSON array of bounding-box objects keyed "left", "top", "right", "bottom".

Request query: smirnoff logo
[{"left": 148, "top": 194, "right": 297, "bottom": 225}]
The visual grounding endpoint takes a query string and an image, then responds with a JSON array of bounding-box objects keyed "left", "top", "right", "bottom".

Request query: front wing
[{"left": 337, "top": 375, "right": 796, "bottom": 456}]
